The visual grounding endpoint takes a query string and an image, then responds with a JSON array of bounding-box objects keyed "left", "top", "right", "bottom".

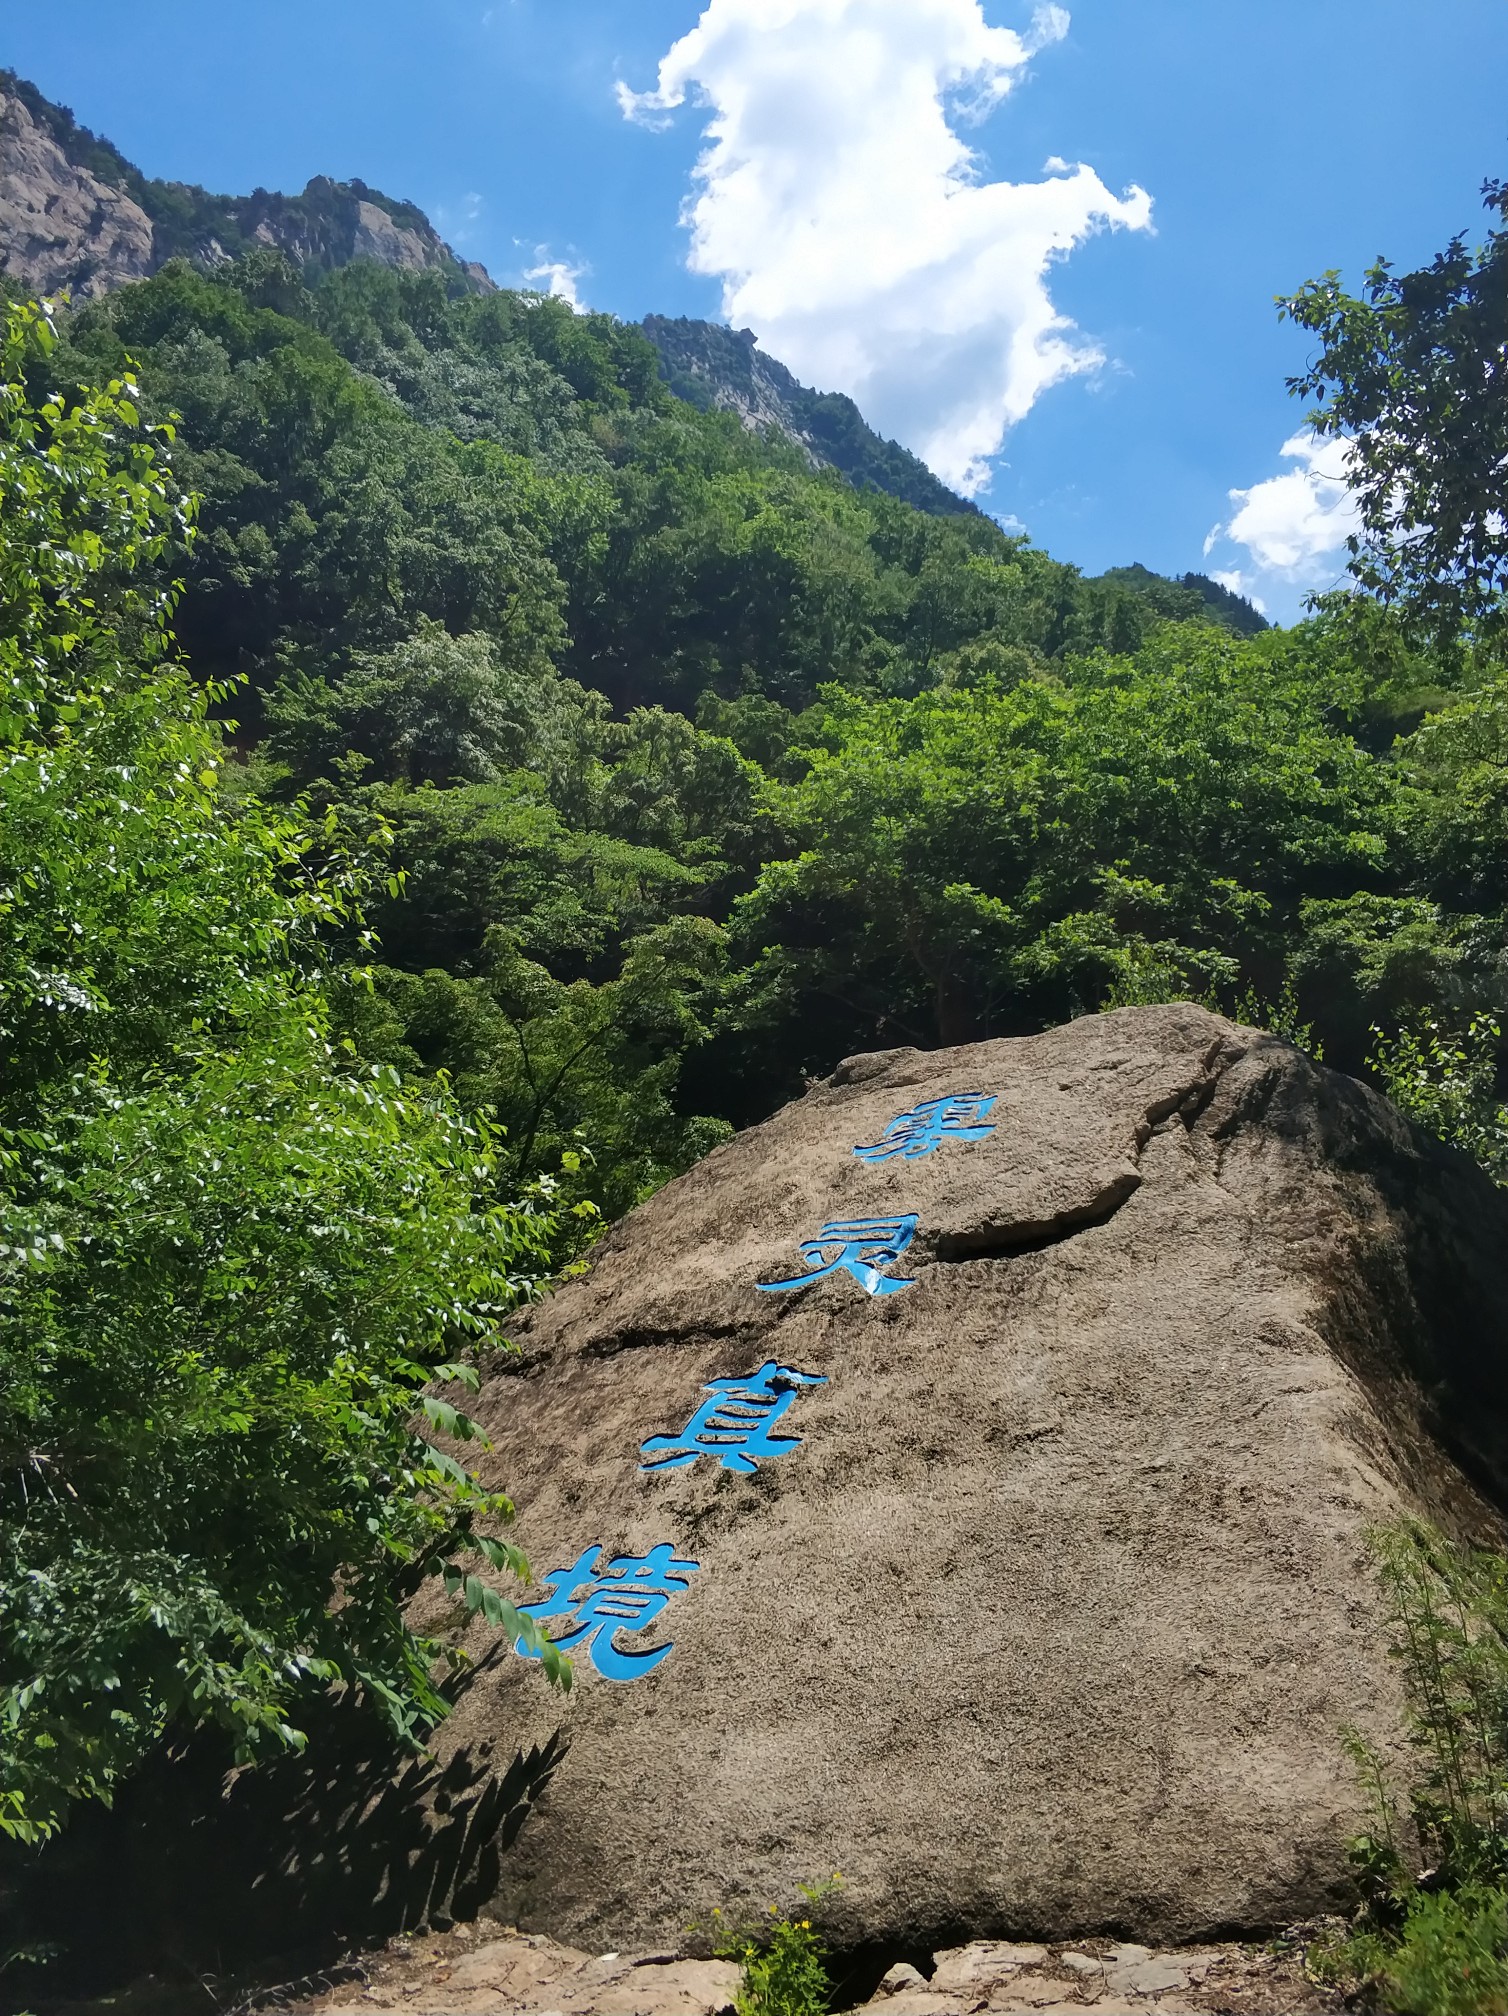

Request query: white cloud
[
  {"left": 522, "top": 250, "right": 589, "bottom": 309},
  {"left": 1206, "top": 431, "right": 1359, "bottom": 579},
  {"left": 618, "top": 0, "right": 1152, "bottom": 496},
  {"left": 1206, "top": 569, "right": 1267, "bottom": 616}
]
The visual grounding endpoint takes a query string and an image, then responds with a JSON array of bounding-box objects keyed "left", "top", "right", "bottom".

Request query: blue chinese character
[
  {"left": 757, "top": 1214, "right": 919, "bottom": 1298},
  {"left": 514, "top": 1543, "right": 700, "bottom": 1683},
  {"left": 640, "top": 1361, "right": 828, "bottom": 1475},
  {"left": 852, "top": 1093, "right": 998, "bottom": 1163}
]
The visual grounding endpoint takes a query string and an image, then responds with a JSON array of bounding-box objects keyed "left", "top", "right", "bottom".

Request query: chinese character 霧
[
  {"left": 640, "top": 1361, "right": 829, "bottom": 1475},
  {"left": 514, "top": 1542, "right": 700, "bottom": 1683},
  {"left": 756, "top": 1214, "right": 920, "bottom": 1298},
  {"left": 853, "top": 1094, "right": 998, "bottom": 1163}
]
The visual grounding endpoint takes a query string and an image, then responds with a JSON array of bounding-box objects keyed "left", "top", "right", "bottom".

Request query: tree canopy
[
  {"left": 1282, "top": 177, "right": 1508, "bottom": 652},
  {"left": 0, "top": 301, "right": 569, "bottom": 1846}
]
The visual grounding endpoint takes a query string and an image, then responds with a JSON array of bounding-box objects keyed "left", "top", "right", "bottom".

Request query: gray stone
[
  {"left": 1058, "top": 1950, "right": 1103, "bottom": 1974},
  {"left": 932, "top": 1942, "right": 1048, "bottom": 1989},
  {"left": 405, "top": 1005, "right": 1508, "bottom": 1952},
  {"left": 1108, "top": 1956, "right": 1190, "bottom": 1996},
  {"left": 876, "top": 1962, "right": 930, "bottom": 1993},
  {"left": 0, "top": 86, "right": 155, "bottom": 299},
  {"left": 867, "top": 1998, "right": 967, "bottom": 2016}
]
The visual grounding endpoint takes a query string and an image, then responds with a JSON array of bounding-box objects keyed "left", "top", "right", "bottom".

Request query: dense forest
[
  {"left": 9, "top": 248, "right": 1326, "bottom": 1222},
  {"left": 3, "top": 171, "right": 1508, "bottom": 1858}
]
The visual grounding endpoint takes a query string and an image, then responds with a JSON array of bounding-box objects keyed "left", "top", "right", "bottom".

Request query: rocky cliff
[
  {"left": 0, "top": 72, "right": 491, "bottom": 300},
  {"left": 0, "top": 80, "right": 155, "bottom": 300},
  {"left": 641, "top": 313, "right": 979, "bottom": 518}
]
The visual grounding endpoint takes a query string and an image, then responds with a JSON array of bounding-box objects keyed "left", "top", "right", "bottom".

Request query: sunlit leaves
[
  {"left": 1281, "top": 179, "right": 1508, "bottom": 651},
  {"left": 736, "top": 629, "right": 1399, "bottom": 1051},
  {"left": 0, "top": 303, "right": 564, "bottom": 1844}
]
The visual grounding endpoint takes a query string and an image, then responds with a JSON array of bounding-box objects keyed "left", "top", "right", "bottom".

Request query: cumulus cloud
[
  {"left": 1206, "top": 431, "right": 1360, "bottom": 579},
  {"left": 521, "top": 249, "right": 589, "bottom": 309},
  {"left": 618, "top": 0, "right": 1151, "bottom": 496}
]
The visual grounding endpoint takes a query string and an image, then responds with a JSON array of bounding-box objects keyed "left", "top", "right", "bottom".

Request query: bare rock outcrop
[
  {"left": 0, "top": 86, "right": 153, "bottom": 299},
  {"left": 408, "top": 1004, "right": 1508, "bottom": 1955},
  {"left": 0, "top": 77, "right": 495, "bottom": 301},
  {"left": 351, "top": 196, "right": 434, "bottom": 271}
]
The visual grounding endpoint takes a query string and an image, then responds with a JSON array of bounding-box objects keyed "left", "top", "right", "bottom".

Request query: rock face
[
  {"left": 414, "top": 1004, "right": 1508, "bottom": 1955},
  {"left": 0, "top": 76, "right": 494, "bottom": 299},
  {"left": 0, "top": 86, "right": 154, "bottom": 299},
  {"left": 351, "top": 195, "right": 434, "bottom": 271}
]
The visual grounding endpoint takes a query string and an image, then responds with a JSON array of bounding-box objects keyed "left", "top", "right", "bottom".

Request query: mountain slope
[
  {"left": 1096, "top": 562, "right": 1268, "bottom": 637},
  {"left": 0, "top": 71, "right": 491, "bottom": 300},
  {"left": 641, "top": 313, "right": 979, "bottom": 518},
  {"left": 0, "top": 66, "right": 1267, "bottom": 615}
]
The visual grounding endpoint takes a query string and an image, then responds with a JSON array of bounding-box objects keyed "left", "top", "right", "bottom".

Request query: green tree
[
  {"left": 351, "top": 918, "right": 732, "bottom": 1222},
  {"left": 1282, "top": 178, "right": 1508, "bottom": 650},
  {"left": 1371, "top": 1017, "right": 1508, "bottom": 1186},
  {"left": 0, "top": 302, "right": 566, "bottom": 1847},
  {"left": 735, "top": 631, "right": 1394, "bottom": 1060},
  {"left": 265, "top": 618, "right": 587, "bottom": 789}
]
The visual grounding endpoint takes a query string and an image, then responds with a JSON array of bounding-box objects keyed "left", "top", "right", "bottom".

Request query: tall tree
[
  {"left": 1282, "top": 178, "right": 1508, "bottom": 650},
  {"left": 0, "top": 303, "right": 567, "bottom": 1846}
]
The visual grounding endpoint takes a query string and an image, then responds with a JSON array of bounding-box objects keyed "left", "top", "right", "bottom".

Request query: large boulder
[{"left": 417, "top": 1004, "right": 1508, "bottom": 1954}]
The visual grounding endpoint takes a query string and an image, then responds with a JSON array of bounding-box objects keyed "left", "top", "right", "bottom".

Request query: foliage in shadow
[{"left": 0, "top": 1690, "right": 567, "bottom": 2001}]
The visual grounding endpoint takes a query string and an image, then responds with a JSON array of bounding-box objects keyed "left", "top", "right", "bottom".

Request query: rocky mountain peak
[
  {"left": 0, "top": 79, "right": 155, "bottom": 300},
  {"left": 0, "top": 72, "right": 493, "bottom": 300}
]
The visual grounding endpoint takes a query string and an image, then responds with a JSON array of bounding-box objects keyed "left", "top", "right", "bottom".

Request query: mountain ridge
[
  {"left": 0, "top": 69, "right": 492, "bottom": 300},
  {"left": 0, "top": 66, "right": 1263, "bottom": 622},
  {"left": 640, "top": 312, "right": 981, "bottom": 518}
]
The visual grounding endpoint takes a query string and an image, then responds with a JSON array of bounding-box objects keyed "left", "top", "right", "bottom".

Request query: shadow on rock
[{"left": 0, "top": 1694, "right": 567, "bottom": 2003}]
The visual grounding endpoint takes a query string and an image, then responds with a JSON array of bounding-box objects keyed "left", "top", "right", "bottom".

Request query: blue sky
[{"left": 8, "top": 1, "right": 1508, "bottom": 621}]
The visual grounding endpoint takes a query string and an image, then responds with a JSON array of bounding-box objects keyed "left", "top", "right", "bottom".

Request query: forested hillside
[
  {"left": 7, "top": 251, "right": 1313, "bottom": 1210},
  {"left": 4, "top": 171, "right": 1508, "bottom": 1864},
  {"left": 639, "top": 312, "right": 983, "bottom": 516}
]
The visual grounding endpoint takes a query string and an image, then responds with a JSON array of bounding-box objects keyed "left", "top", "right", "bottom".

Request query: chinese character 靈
[
  {"left": 640, "top": 1361, "right": 828, "bottom": 1475},
  {"left": 513, "top": 1542, "right": 700, "bottom": 1682},
  {"left": 756, "top": 1214, "right": 919, "bottom": 1298},
  {"left": 853, "top": 1094, "right": 998, "bottom": 1163}
]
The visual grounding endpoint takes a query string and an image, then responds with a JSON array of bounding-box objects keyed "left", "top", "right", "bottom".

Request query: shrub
[
  {"left": 1320, "top": 1526, "right": 1508, "bottom": 2012},
  {"left": 711, "top": 1878, "right": 840, "bottom": 2016},
  {"left": 1371, "top": 1016, "right": 1508, "bottom": 1186}
]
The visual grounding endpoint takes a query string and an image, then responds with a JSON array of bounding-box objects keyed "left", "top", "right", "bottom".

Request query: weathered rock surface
[
  {"left": 408, "top": 1004, "right": 1508, "bottom": 1954},
  {"left": 0, "top": 79, "right": 495, "bottom": 300},
  {"left": 0, "top": 86, "right": 154, "bottom": 299}
]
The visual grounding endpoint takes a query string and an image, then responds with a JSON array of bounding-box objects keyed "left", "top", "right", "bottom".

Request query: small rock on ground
[{"left": 268, "top": 1921, "right": 1343, "bottom": 2016}]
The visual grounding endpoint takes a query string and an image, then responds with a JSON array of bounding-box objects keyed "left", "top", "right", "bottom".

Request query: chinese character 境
[
  {"left": 756, "top": 1214, "right": 919, "bottom": 1298},
  {"left": 640, "top": 1361, "right": 828, "bottom": 1475},
  {"left": 513, "top": 1542, "right": 700, "bottom": 1682},
  {"left": 852, "top": 1093, "right": 998, "bottom": 1163}
]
